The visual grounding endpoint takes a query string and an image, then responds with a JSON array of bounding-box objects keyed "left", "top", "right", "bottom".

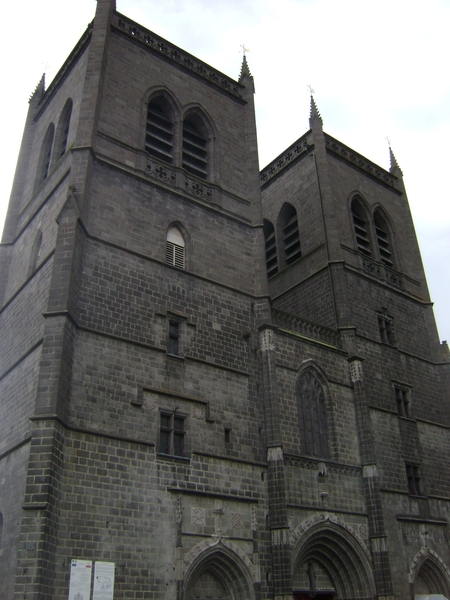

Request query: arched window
[
  {"left": 373, "top": 209, "right": 394, "bottom": 267},
  {"left": 36, "top": 123, "right": 55, "bottom": 187},
  {"left": 263, "top": 219, "right": 278, "bottom": 277},
  {"left": 28, "top": 229, "right": 43, "bottom": 276},
  {"left": 145, "top": 98, "right": 174, "bottom": 164},
  {"left": 351, "top": 197, "right": 372, "bottom": 256},
  {"left": 278, "top": 203, "right": 301, "bottom": 266},
  {"left": 55, "top": 99, "right": 73, "bottom": 159},
  {"left": 166, "top": 226, "right": 185, "bottom": 269},
  {"left": 182, "top": 115, "right": 208, "bottom": 179},
  {"left": 297, "top": 370, "right": 329, "bottom": 458}
]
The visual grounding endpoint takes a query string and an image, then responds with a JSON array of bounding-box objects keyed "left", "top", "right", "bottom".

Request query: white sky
[{"left": 1, "top": 0, "right": 449, "bottom": 344}]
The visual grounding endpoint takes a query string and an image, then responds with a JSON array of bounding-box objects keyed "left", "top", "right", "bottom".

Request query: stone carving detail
[
  {"left": 359, "top": 524, "right": 368, "bottom": 539},
  {"left": 116, "top": 16, "right": 242, "bottom": 98},
  {"left": 268, "top": 447, "right": 283, "bottom": 462},
  {"left": 285, "top": 456, "right": 362, "bottom": 478},
  {"left": 261, "top": 137, "right": 310, "bottom": 185},
  {"left": 182, "top": 538, "right": 256, "bottom": 580},
  {"left": 260, "top": 329, "right": 275, "bottom": 352},
  {"left": 272, "top": 308, "right": 340, "bottom": 348},
  {"left": 146, "top": 160, "right": 176, "bottom": 185},
  {"left": 251, "top": 505, "right": 257, "bottom": 532},
  {"left": 191, "top": 507, "right": 206, "bottom": 526},
  {"left": 232, "top": 513, "right": 245, "bottom": 530},
  {"left": 184, "top": 177, "right": 213, "bottom": 201},
  {"left": 192, "top": 404, "right": 206, "bottom": 420},
  {"left": 325, "top": 135, "right": 397, "bottom": 189},
  {"left": 349, "top": 360, "right": 363, "bottom": 383},
  {"left": 176, "top": 495, "right": 182, "bottom": 524},
  {"left": 290, "top": 513, "right": 372, "bottom": 564},
  {"left": 271, "top": 528, "right": 290, "bottom": 546},
  {"left": 371, "top": 536, "right": 388, "bottom": 553}
]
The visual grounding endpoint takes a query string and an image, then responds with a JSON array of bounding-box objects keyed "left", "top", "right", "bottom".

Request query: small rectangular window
[
  {"left": 224, "top": 428, "right": 231, "bottom": 444},
  {"left": 406, "top": 463, "right": 422, "bottom": 496},
  {"left": 168, "top": 320, "right": 180, "bottom": 356},
  {"left": 395, "top": 387, "right": 410, "bottom": 418},
  {"left": 160, "top": 412, "right": 185, "bottom": 456},
  {"left": 378, "top": 313, "right": 395, "bottom": 345}
]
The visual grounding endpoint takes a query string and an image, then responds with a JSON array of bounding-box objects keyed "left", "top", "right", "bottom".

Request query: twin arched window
[
  {"left": 146, "top": 96, "right": 209, "bottom": 180},
  {"left": 35, "top": 98, "right": 73, "bottom": 190},
  {"left": 263, "top": 203, "right": 301, "bottom": 278},
  {"left": 351, "top": 197, "right": 395, "bottom": 268}
]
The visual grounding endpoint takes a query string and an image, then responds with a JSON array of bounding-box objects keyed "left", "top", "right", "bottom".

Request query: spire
[
  {"left": 239, "top": 54, "right": 254, "bottom": 93},
  {"left": 388, "top": 144, "right": 403, "bottom": 177},
  {"left": 309, "top": 95, "right": 323, "bottom": 129},
  {"left": 29, "top": 73, "right": 46, "bottom": 103}
]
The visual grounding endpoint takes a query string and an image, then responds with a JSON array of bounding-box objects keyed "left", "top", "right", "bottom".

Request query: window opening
[
  {"left": 396, "top": 387, "right": 410, "bottom": 418},
  {"left": 351, "top": 199, "right": 372, "bottom": 256},
  {"left": 264, "top": 219, "right": 278, "bottom": 277},
  {"left": 168, "top": 320, "right": 181, "bottom": 356},
  {"left": 297, "top": 371, "right": 330, "bottom": 458},
  {"left": 160, "top": 412, "right": 185, "bottom": 456},
  {"left": 57, "top": 99, "right": 73, "bottom": 158},
  {"left": 282, "top": 208, "right": 301, "bottom": 265},
  {"left": 224, "top": 428, "right": 231, "bottom": 444},
  {"left": 182, "top": 117, "right": 207, "bottom": 179},
  {"left": 406, "top": 464, "right": 422, "bottom": 496},
  {"left": 166, "top": 227, "right": 185, "bottom": 269},
  {"left": 374, "top": 210, "right": 393, "bottom": 267},
  {"left": 378, "top": 311, "right": 395, "bottom": 345},
  {"left": 145, "top": 100, "right": 174, "bottom": 164}
]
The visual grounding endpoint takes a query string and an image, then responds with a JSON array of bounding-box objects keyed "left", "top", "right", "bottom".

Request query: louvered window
[
  {"left": 182, "top": 117, "right": 207, "bottom": 179},
  {"left": 166, "top": 227, "right": 185, "bottom": 269},
  {"left": 36, "top": 124, "right": 55, "bottom": 188},
  {"left": 57, "top": 99, "right": 73, "bottom": 158},
  {"left": 264, "top": 220, "right": 278, "bottom": 277},
  {"left": 297, "top": 371, "right": 330, "bottom": 459},
  {"left": 351, "top": 199, "right": 372, "bottom": 256},
  {"left": 145, "top": 100, "right": 173, "bottom": 164},
  {"left": 374, "top": 211, "right": 393, "bottom": 267},
  {"left": 283, "top": 212, "right": 301, "bottom": 265}
]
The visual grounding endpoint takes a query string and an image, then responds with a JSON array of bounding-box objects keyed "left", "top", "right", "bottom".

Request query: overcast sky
[{"left": 1, "top": 0, "right": 449, "bottom": 344}]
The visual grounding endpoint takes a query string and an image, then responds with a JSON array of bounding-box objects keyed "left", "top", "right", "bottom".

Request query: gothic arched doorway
[{"left": 291, "top": 517, "right": 376, "bottom": 600}]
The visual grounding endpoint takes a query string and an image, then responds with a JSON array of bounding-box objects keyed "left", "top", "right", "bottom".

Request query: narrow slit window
[
  {"left": 146, "top": 100, "right": 174, "bottom": 164},
  {"left": 406, "top": 464, "right": 422, "bottom": 496},
  {"left": 57, "top": 99, "right": 73, "bottom": 159},
  {"left": 378, "top": 311, "right": 395, "bottom": 345},
  {"left": 395, "top": 387, "right": 410, "bottom": 418},
  {"left": 168, "top": 320, "right": 181, "bottom": 356},
  {"left": 182, "top": 117, "right": 207, "bottom": 179}
]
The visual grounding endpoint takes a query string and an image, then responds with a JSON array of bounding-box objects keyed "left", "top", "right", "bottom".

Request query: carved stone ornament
[
  {"left": 192, "top": 404, "right": 206, "bottom": 420},
  {"left": 231, "top": 513, "right": 245, "bottom": 530},
  {"left": 260, "top": 329, "right": 274, "bottom": 352},
  {"left": 191, "top": 507, "right": 206, "bottom": 526},
  {"left": 349, "top": 360, "right": 363, "bottom": 383}
]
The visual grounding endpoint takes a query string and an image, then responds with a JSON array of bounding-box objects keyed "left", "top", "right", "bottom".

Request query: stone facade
[{"left": 0, "top": 1, "right": 449, "bottom": 599}]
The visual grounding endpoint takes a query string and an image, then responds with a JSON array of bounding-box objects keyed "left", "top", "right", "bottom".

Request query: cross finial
[
  {"left": 385, "top": 136, "right": 391, "bottom": 147},
  {"left": 240, "top": 44, "right": 250, "bottom": 56},
  {"left": 307, "top": 84, "right": 315, "bottom": 96}
]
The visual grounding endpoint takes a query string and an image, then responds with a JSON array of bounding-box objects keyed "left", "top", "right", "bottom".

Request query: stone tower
[{"left": 0, "top": 1, "right": 449, "bottom": 599}]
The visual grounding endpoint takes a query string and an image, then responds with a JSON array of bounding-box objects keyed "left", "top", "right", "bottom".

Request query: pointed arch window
[
  {"left": 145, "top": 99, "right": 174, "bottom": 164},
  {"left": 263, "top": 219, "right": 278, "bottom": 277},
  {"left": 182, "top": 115, "right": 208, "bottom": 179},
  {"left": 36, "top": 124, "right": 55, "bottom": 187},
  {"left": 56, "top": 98, "right": 73, "bottom": 159},
  {"left": 28, "top": 229, "right": 43, "bottom": 276},
  {"left": 281, "top": 204, "right": 301, "bottom": 265},
  {"left": 166, "top": 226, "right": 185, "bottom": 269},
  {"left": 297, "top": 371, "right": 330, "bottom": 458},
  {"left": 373, "top": 209, "right": 394, "bottom": 267},
  {"left": 351, "top": 198, "right": 372, "bottom": 256}
]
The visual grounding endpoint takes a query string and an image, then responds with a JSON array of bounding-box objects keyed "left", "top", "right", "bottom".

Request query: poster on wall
[
  {"left": 68, "top": 559, "right": 93, "bottom": 600},
  {"left": 92, "top": 561, "right": 115, "bottom": 600}
]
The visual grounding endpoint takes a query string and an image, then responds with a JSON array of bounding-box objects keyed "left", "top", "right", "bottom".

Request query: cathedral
[{"left": 0, "top": 1, "right": 449, "bottom": 599}]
